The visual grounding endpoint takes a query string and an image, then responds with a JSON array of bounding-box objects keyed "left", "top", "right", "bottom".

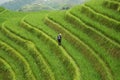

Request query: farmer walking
[{"left": 57, "top": 33, "right": 62, "bottom": 45}]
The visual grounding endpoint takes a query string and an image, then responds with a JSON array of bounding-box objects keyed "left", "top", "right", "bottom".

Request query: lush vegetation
[{"left": 0, "top": 0, "right": 120, "bottom": 80}]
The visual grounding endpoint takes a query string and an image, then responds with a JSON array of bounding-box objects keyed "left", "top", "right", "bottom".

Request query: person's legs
[
  {"left": 59, "top": 40, "right": 61, "bottom": 45},
  {"left": 58, "top": 39, "right": 61, "bottom": 45}
]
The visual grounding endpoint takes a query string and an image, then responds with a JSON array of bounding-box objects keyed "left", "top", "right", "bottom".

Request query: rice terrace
[{"left": 0, "top": 0, "right": 120, "bottom": 80}]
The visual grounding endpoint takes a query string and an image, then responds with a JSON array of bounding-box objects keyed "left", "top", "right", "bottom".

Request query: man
[{"left": 57, "top": 33, "right": 62, "bottom": 45}]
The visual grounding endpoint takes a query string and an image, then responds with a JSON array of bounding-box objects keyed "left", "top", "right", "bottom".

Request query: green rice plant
[
  {"left": 80, "top": 4, "right": 120, "bottom": 32},
  {"left": 65, "top": 8, "right": 120, "bottom": 59},
  {"left": 21, "top": 19, "right": 81, "bottom": 80},
  {"left": 0, "top": 10, "right": 26, "bottom": 21},
  {"left": 24, "top": 41, "right": 55, "bottom": 80},
  {"left": 0, "top": 32, "right": 44, "bottom": 80},
  {"left": 0, "top": 57, "right": 16, "bottom": 80},
  {"left": 0, "top": 7, "right": 5, "bottom": 13},
  {"left": 0, "top": 7, "right": 4, "bottom": 11},
  {"left": 1, "top": 22, "right": 55, "bottom": 80},
  {"left": 103, "top": 0, "right": 120, "bottom": 11},
  {"left": 0, "top": 1, "right": 119, "bottom": 80},
  {"left": 110, "top": 0, "right": 120, "bottom": 2},
  {"left": 0, "top": 39, "right": 27, "bottom": 80},
  {"left": 66, "top": 8, "right": 120, "bottom": 80},
  {"left": 23, "top": 13, "right": 101, "bottom": 80},
  {"left": 44, "top": 16, "right": 113, "bottom": 80},
  {"left": 0, "top": 29, "right": 46, "bottom": 80},
  {"left": 7, "top": 24, "right": 71, "bottom": 80},
  {"left": 85, "top": 0, "right": 120, "bottom": 21},
  {"left": 0, "top": 40, "right": 36, "bottom": 80},
  {"left": 0, "top": 23, "right": 27, "bottom": 47},
  {"left": 0, "top": 49, "right": 29, "bottom": 80},
  {"left": 0, "top": 10, "right": 7, "bottom": 16},
  {"left": 70, "top": 6, "right": 120, "bottom": 46},
  {"left": 4, "top": 15, "right": 72, "bottom": 80},
  {"left": 0, "top": 18, "right": 5, "bottom": 25}
]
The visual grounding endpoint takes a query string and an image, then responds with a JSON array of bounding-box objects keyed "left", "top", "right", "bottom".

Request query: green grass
[
  {"left": 81, "top": 4, "right": 120, "bottom": 32},
  {"left": 67, "top": 5, "right": 120, "bottom": 58},
  {"left": 70, "top": 5, "right": 120, "bottom": 46},
  {"left": 22, "top": 19, "right": 81, "bottom": 80},
  {"left": 0, "top": 40, "right": 35, "bottom": 80},
  {"left": 46, "top": 11, "right": 119, "bottom": 80},
  {"left": 23, "top": 11, "right": 101, "bottom": 80},
  {"left": 0, "top": 57, "right": 16, "bottom": 80},
  {"left": 2, "top": 19, "right": 56, "bottom": 80},
  {"left": 67, "top": 4, "right": 120, "bottom": 80},
  {"left": 111, "top": 0, "right": 120, "bottom": 2},
  {"left": 1, "top": 31, "right": 49, "bottom": 80},
  {"left": 0, "top": 7, "right": 5, "bottom": 12},
  {"left": 0, "top": 0, "right": 120, "bottom": 80},
  {"left": 103, "top": 0, "right": 120, "bottom": 11},
  {"left": 85, "top": 0, "right": 120, "bottom": 21},
  {"left": 4, "top": 17, "right": 74, "bottom": 80}
]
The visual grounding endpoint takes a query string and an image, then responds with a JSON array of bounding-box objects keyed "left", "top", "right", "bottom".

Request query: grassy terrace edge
[
  {"left": 44, "top": 16, "right": 113, "bottom": 80},
  {"left": 0, "top": 24, "right": 36, "bottom": 80},
  {"left": 103, "top": 0, "right": 120, "bottom": 12},
  {"left": 2, "top": 21, "right": 56, "bottom": 80},
  {"left": 0, "top": 57, "right": 16, "bottom": 80},
  {"left": 66, "top": 7, "right": 120, "bottom": 57},
  {"left": 21, "top": 18, "right": 81, "bottom": 80},
  {"left": 69, "top": 5, "right": 120, "bottom": 47},
  {"left": 0, "top": 0, "right": 120, "bottom": 80}
]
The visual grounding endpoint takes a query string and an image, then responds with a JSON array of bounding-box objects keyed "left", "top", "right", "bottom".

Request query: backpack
[{"left": 58, "top": 35, "right": 61, "bottom": 40}]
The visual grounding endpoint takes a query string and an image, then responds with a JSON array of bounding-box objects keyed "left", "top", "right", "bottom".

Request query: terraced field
[{"left": 0, "top": 0, "right": 120, "bottom": 80}]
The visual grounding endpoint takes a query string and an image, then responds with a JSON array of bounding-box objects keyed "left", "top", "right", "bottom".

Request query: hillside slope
[
  {"left": 0, "top": 0, "right": 86, "bottom": 11},
  {"left": 0, "top": 0, "right": 120, "bottom": 80}
]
